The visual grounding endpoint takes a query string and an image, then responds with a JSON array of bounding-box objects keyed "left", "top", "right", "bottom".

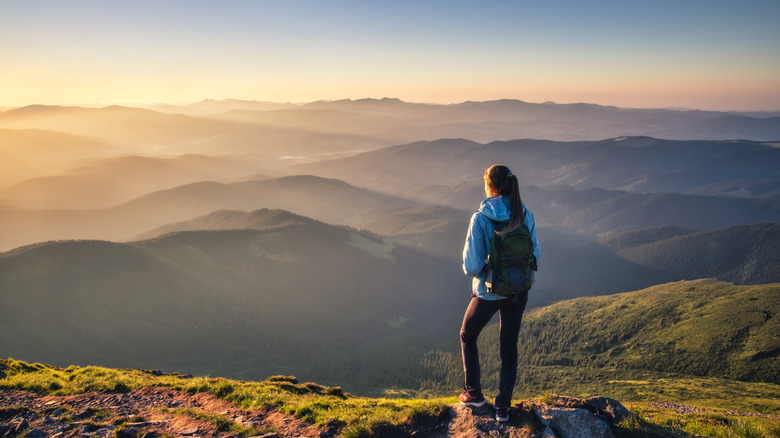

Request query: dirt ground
[{"left": 0, "top": 387, "right": 540, "bottom": 437}]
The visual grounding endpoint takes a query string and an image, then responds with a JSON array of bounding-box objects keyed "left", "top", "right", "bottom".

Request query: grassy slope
[
  {"left": 422, "top": 280, "right": 780, "bottom": 413},
  {"left": 0, "top": 359, "right": 449, "bottom": 438},
  {"left": 1, "top": 359, "right": 778, "bottom": 438}
]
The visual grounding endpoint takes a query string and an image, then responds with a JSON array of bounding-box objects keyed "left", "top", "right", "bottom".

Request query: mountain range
[
  {"left": 1, "top": 98, "right": 778, "bottom": 397},
  {"left": 0, "top": 175, "right": 413, "bottom": 251},
  {"left": 2, "top": 207, "right": 778, "bottom": 392},
  {"left": 171, "top": 98, "right": 780, "bottom": 142},
  {"left": 126, "top": 207, "right": 780, "bottom": 306},
  {"left": 294, "top": 136, "right": 780, "bottom": 200}
]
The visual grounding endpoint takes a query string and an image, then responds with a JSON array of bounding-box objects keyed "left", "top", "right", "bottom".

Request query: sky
[{"left": 1, "top": 0, "right": 779, "bottom": 111}]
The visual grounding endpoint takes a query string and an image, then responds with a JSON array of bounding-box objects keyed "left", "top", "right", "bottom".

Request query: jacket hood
[{"left": 478, "top": 196, "right": 512, "bottom": 222}]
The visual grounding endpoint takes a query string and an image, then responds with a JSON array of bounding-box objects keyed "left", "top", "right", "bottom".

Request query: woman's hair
[{"left": 484, "top": 164, "right": 525, "bottom": 234}]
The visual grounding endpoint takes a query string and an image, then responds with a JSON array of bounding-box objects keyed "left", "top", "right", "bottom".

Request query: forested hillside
[{"left": 599, "top": 223, "right": 780, "bottom": 285}]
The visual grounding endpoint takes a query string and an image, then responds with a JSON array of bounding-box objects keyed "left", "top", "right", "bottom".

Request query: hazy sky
[{"left": 1, "top": 0, "right": 779, "bottom": 111}]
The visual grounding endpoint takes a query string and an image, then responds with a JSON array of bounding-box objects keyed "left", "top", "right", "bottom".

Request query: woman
[{"left": 460, "top": 164, "right": 540, "bottom": 423}]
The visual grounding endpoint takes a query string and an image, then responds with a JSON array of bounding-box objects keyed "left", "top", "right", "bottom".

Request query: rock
[
  {"left": 447, "top": 403, "right": 530, "bottom": 437},
  {"left": 257, "top": 433, "right": 278, "bottom": 438},
  {"left": 25, "top": 429, "right": 47, "bottom": 438},
  {"left": 80, "top": 424, "right": 100, "bottom": 434},
  {"left": 241, "top": 421, "right": 264, "bottom": 429},
  {"left": 0, "top": 425, "right": 11, "bottom": 436},
  {"left": 180, "top": 427, "right": 199, "bottom": 436},
  {"left": 116, "top": 427, "right": 138, "bottom": 438},
  {"left": 540, "top": 426, "right": 557, "bottom": 438},
  {"left": 14, "top": 419, "right": 29, "bottom": 433},
  {"left": 584, "top": 396, "right": 634, "bottom": 425},
  {"left": 534, "top": 405, "right": 614, "bottom": 438},
  {"left": 75, "top": 407, "right": 95, "bottom": 419}
]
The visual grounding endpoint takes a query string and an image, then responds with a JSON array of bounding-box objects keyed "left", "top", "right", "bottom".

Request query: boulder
[
  {"left": 584, "top": 396, "right": 634, "bottom": 424},
  {"left": 534, "top": 405, "right": 615, "bottom": 438}
]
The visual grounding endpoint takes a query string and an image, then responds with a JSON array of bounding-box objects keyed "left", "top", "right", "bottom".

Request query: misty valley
[{"left": 0, "top": 98, "right": 778, "bottom": 399}]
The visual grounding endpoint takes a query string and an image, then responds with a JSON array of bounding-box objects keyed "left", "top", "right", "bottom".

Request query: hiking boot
[
  {"left": 458, "top": 389, "right": 487, "bottom": 407},
  {"left": 495, "top": 406, "right": 509, "bottom": 423}
]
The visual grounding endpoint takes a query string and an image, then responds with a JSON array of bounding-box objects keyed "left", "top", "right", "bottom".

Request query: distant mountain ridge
[
  {"left": 0, "top": 175, "right": 418, "bottom": 251},
  {"left": 195, "top": 98, "right": 780, "bottom": 142},
  {"left": 295, "top": 136, "right": 780, "bottom": 200},
  {"left": 4, "top": 100, "right": 780, "bottom": 150},
  {"left": 133, "top": 208, "right": 333, "bottom": 240},
  {"left": 129, "top": 208, "right": 780, "bottom": 309}
]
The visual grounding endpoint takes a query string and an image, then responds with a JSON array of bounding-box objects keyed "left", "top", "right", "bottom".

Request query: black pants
[{"left": 459, "top": 292, "right": 528, "bottom": 407}]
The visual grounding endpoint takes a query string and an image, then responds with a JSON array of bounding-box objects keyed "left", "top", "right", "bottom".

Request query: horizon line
[{"left": 2, "top": 97, "right": 779, "bottom": 114}]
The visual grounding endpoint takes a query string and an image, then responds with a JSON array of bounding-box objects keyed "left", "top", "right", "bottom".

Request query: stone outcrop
[
  {"left": 531, "top": 395, "right": 636, "bottom": 438},
  {"left": 534, "top": 405, "right": 615, "bottom": 438}
]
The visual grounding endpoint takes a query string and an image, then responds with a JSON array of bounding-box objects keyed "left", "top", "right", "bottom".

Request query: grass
[
  {"left": 510, "top": 365, "right": 780, "bottom": 414},
  {"left": 2, "top": 358, "right": 778, "bottom": 438},
  {"left": 0, "top": 359, "right": 450, "bottom": 437},
  {"left": 621, "top": 403, "right": 780, "bottom": 438}
]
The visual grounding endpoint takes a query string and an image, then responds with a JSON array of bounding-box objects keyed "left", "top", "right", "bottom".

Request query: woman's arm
[{"left": 462, "top": 212, "right": 490, "bottom": 276}]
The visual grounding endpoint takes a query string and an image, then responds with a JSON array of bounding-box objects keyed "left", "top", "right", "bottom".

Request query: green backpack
[{"left": 485, "top": 215, "right": 535, "bottom": 297}]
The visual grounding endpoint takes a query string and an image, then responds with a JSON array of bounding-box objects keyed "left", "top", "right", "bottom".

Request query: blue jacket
[{"left": 462, "top": 196, "right": 540, "bottom": 300}]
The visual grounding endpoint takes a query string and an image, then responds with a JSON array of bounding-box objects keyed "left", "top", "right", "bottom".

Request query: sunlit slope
[
  {"left": 0, "top": 175, "right": 417, "bottom": 251},
  {"left": 520, "top": 280, "right": 779, "bottom": 383},
  {"left": 0, "top": 128, "right": 113, "bottom": 187},
  {"left": 132, "top": 208, "right": 323, "bottom": 240},
  {"left": 0, "top": 221, "right": 467, "bottom": 392},
  {"left": 423, "top": 280, "right": 780, "bottom": 393}
]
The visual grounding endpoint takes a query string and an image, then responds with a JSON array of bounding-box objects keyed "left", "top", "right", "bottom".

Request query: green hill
[
  {"left": 0, "top": 220, "right": 467, "bottom": 394},
  {"left": 422, "top": 280, "right": 780, "bottom": 399}
]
